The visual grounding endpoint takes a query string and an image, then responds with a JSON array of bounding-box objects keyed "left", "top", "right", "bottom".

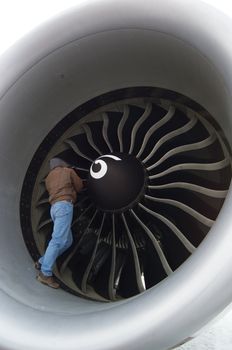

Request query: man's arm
[{"left": 70, "top": 169, "right": 83, "bottom": 193}]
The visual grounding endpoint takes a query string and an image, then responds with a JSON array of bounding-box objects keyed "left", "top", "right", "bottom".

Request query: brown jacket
[{"left": 45, "top": 167, "right": 83, "bottom": 205}]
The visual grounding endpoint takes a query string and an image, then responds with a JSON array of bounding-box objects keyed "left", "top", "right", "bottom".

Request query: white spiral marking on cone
[{"left": 90, "top": 155, "right": 122, "bottom": 179}]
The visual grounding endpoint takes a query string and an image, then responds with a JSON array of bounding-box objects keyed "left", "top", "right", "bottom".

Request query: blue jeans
[{"left": 39, "top": 200, "right": 74, "bottom": 276}]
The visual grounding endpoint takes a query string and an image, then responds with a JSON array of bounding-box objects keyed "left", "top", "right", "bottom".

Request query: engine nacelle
[{"left": 1, "top": 1, "right": 232, "bottom": 349}]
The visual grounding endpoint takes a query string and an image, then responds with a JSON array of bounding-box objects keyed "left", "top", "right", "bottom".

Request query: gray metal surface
[{"left": 0, "top": 0, "right": 232, "bottom": 349}]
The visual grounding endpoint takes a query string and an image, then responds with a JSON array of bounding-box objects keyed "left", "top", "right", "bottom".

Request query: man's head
[{"left": 49, "top": 157, "right": 70, "bottom": 170}]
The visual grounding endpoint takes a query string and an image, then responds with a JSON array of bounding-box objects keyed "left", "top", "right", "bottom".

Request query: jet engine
[{"left": 1, "top": 0, "right": 232, "bottom": 349}]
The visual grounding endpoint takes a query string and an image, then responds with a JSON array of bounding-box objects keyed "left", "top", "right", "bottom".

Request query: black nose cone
[{"left": 88, "top": 153, "right": 146, "bottom": 212}]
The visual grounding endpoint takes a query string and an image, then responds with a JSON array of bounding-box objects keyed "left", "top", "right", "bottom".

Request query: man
[{"left": 36, "top": 157, "right": 83, "bottom": 288}]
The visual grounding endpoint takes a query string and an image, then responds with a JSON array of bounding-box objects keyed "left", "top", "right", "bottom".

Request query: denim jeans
[{"left": 39, "top": 200, "right": 74, "bottom": 276}]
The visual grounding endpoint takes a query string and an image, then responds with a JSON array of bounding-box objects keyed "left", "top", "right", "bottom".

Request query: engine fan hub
[{"left": 88, "top": 153, "right": 146, "bottom": 212}]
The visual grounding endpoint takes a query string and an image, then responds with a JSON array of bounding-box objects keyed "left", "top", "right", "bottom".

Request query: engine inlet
[{"left": 20, "top": 87, "right": 232, "bottom": 301}]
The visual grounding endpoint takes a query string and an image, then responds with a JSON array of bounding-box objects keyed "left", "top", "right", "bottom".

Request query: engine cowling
[{"left": 1, "top": 1, "right": 232, "bottom": 349}]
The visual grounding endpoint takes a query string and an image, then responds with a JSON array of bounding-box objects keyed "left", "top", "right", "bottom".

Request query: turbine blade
[
  {"left": 147, "top": 133, "right": 217, "bottom": 171},
  {"left": 149, "top": 158, "right": 230, "bottom": 179},
  {"left": 37, "top": 218, "right": 52, "bottom": 231},
  {"left": 139, "top": 203, "right": 196, "bottom": 253},
  {"left": 142, "top": 115, "right": 197, "bottom": 163},
  {"left": 129, "top": 103, "right": 152, "bottom": 154},
  {"left": 121, "top": 213, "right": 145, "bottom": 293},
  {"left": 117, "top": 105, "right": 129, "bottom": 152},
  {"left": 108, "top": 213, "right": 117, "bottom": 300},
  {"left": 81, "top": 213, "right": 106, "bottom": 293},
  {"left": 148, "top": 182, "right": 228, "bottom": 198},
  {"left": 130, "top": 209, "right": 172, "bottom": 275},
  {"left": 65, "top": 139, "right": 93, "bottom": 162},
  {"left": 102, "top": 112, "right": 113, "bottom": 152},
  {"left": 82, "top": 124, "right": 103, "bottom": 155},
  {"left": 145, "top": 195, "right": 214, "bottom": 227},
  {"left": 136, "top": 105, "right": 176, "bottom": 158}
]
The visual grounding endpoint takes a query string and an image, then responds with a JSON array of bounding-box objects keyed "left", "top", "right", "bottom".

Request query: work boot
[
  {"left": 34, "top": 261, "right": 41, "bottom": 270},
  {"left": 37, "top": 272, "right": 60, "bottom": 289}
]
